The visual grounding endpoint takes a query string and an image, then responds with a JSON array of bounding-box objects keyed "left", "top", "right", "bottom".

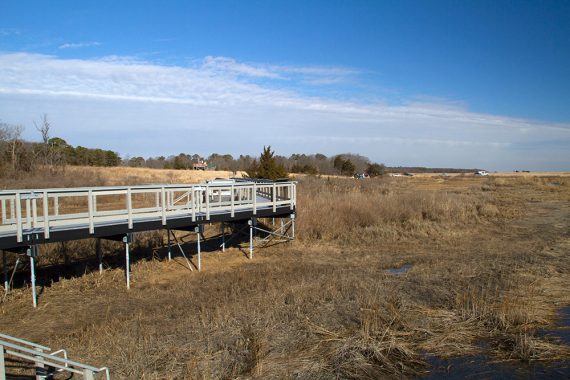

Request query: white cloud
[
  {"left": 198, "top": 56, "right": 360, "bottom": 85},
  {"left": 58, "top": 41, "right": 101, "bottom": 49},
  {"left": 0, "top": 52, "right": 568, "bottom": 171}
]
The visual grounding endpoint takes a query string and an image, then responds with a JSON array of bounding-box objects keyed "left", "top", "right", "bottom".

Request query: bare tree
[
  {"left": 0, "top": 121, "right": 24, "bottom": 173},
  {"left": 34, "top": 114, "right": 64, "bottom": 173}
]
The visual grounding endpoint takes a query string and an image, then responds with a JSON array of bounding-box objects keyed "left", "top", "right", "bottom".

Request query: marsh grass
[{"left": 2, "top": 168, "right": 570, "bottom": 378}]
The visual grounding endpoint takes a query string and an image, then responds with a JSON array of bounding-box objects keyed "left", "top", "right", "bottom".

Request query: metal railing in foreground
[
  {"left": 0, "top": 180, "right": 296, "bottom": 244},
  {"left": 0, "top": 332, "right": 110, "bottom": 379}
]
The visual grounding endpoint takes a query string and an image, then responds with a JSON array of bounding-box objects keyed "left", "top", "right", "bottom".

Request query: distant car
[{"left": 475, "top": 170, "right": 488, "bottom": 176}]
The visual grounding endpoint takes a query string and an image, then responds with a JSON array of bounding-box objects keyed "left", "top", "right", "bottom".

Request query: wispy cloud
[
  {"left": 0, "top": 52, "right": 568, "bottom": 170},
  {"left": 58, "top": 41, "right": 101, "bottom": 49},
  {"left": 198, "top": 56, "right": 360, "bottom": 85}
]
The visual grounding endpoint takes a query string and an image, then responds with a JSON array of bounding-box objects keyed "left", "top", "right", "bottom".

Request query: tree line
[
  {"left": 2, "top": 116, "right": 391, "bottom": 180},
  {"left": 1, "top": 117, "right": 120, "bottom": 179}
]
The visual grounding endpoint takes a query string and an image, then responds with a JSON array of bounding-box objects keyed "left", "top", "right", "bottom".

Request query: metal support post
[
  {"left": 248, "top": 219, "right": 253, "bottom": 259},
  {"left": 28, "top": 246, "right": 37, "bottom": 308},
  {"left": 291, "top": 214, "right": 295, "bottom": 239},
  {"left": 2, "top": 250, "right": 7, "bottom": 295},
  {"left": 221, "top": 222, "right": 225, "bottom": 252},
  {"left": 167, "top": 228, "right": 172, "bottom": 261},
  {"left": 123, "top": 235, "right": 130, "bottom": 289},
  {"left": 95, "top": 239, "right": 102, "bottom": 274},
  {"left": 195, "top": 226, "right": 201, "bottom": 272}
]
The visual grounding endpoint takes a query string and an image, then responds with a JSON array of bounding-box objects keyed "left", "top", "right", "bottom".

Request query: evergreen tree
[
  {"left": 366, "top": 163, "right": 386, "bottom": 177},
  {"left": 246, "top": 146, "right": 288, "bottom": 180}
]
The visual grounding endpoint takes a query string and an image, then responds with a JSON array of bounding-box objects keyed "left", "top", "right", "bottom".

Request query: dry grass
[
  {"left": 2, "top": 168, "right": 570, "bottom": 378},
  {"left": 0, "top": 165, "right": 243, "bottom": 190}
]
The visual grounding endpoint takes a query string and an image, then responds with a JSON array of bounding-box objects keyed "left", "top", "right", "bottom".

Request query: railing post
[
  {"left": 42, "top": 191, "right": 50, "bottom": 239},
  {"left": 54, "top": 195, "right": 59, "bottom": 217},
  {"left": 34, "top": 346, "right": 44, "bottom": 380},
  {"left": 252, "top": 183, "right": 257, "bottom": 215},
  {"left": 83, "top": 368, "right": 94, "bottom": 380},
  {"left": 88, "top": 190, "right": 94, "bottom": 234},
  {"left": 1, "top": 199, "right": 5, "bottom": 224},
  {"left": 272, "top": 183, "right": 276, "bottom": 212},
  {"left": 31, "top": 197, "right": 38, "bottom": 229},
  {"left": 10, "top": 198, "right": 15, "bottom": 220},
  {"left": 290, "top": 183, "right": 294, "bottom": 210},
  {"left": 191, "top": 186, "right": 196, "bottom": 222},
  {"left": 127, "top": 188, "right": 133, "bottom": 229},
  {"left": 160, "top": 187, "right": 166, "bottom": 225},
  {"left": 230, "top": 185, "right": 235, "bottom": 218},
  {"left": 15, "top": 193, "right": 22, "bottom": 242},
  {"left": 205, "top": 185, "right": 210, "bottom": 220},
  {"left": 293, "top": 184, "right": 297, "bottom": 208},
  {"left": 25, "top": 198, "right": 31, "bottom": 229},
  {"left": 0, "top": 343, "right": 5, "bottom": 380}
]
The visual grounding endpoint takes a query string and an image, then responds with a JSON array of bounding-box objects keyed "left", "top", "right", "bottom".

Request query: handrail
[
  {"left": 0, "top": 334, "right": 110, "bottom": 379},
  {"left": 0, "top": 180, "right": 297, "bottom": 245},
  {"left": 0, "top": 333, "right": 51, "bottom": 351}
]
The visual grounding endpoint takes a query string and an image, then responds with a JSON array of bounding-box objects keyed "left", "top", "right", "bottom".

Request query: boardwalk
[
  {"left": 0, "top": 179, "right": 296, "bottom": 249},
  {"left": 0, "top": 179, "right": 297, "bottom": 306}
]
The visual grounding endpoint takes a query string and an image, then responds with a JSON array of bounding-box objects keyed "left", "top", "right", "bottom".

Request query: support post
[
  {"left": 167, "top": 228, "right": 172, "bottom": 261},
  {"left": 291, "top": 214, "right": 295, "bottom": 239},
  {"left": 196, "top": 226, "right": 201, "bottom": 272},
  {"left": 2, "top": 250, "right": 7, "bottom": 295},
  {"left": 124, "top": 235, "right": 130, "bottom": 289},
  {"left": 96, "top": 238, "right": 102, "bottom": 274},
  {"left": 221, "top": 222, "right": 225, "bottom": 252},
  {"left": 29, "top": 246, "right": 37, "bottom": 308},
  {"left": 249, "top": 219, "right": 253, "bottom": 259}
]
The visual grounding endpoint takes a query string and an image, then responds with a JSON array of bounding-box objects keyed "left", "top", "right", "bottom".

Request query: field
[{"left": 1, "top": 169, "right": 570, "bottom": 378}]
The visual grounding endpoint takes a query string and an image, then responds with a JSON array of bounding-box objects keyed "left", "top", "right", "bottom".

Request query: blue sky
[{"left": 1, "top": 0, "right": 569, "bottom": 170}]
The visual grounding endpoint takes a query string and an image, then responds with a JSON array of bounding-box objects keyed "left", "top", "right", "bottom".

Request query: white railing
[
  {"left": 0, "top": 180, "right": 296, "bottom": 243},
  {"left": 0, "top": 332, "right": 110, "bottom": 379}
]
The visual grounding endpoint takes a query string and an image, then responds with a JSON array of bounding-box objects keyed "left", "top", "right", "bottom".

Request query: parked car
[{"left": 475, "top": 170, "right": 489, "bottom": 176}]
